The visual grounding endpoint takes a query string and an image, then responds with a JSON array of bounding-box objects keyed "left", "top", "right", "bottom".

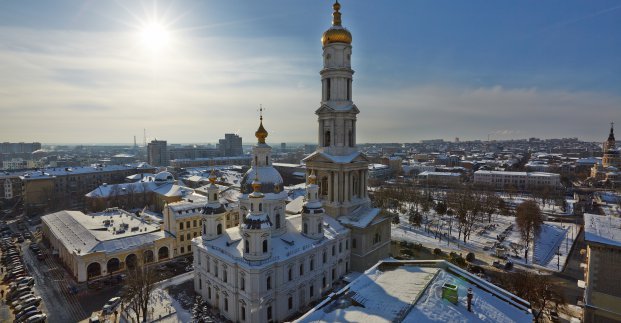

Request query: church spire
[
  {"left": 332, "top": 1, "right": 342, "bottom": 26},
  {"left": 608, "top": 122, "right": 615, "bottom": 142},
  {"left": 255, "top": 105, "right": 268, "bottom": 144}
]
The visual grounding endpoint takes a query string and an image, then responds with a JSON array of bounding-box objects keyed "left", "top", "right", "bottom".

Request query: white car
[{"left": 102, "top": 296, "right": 121, "bottom": 315}]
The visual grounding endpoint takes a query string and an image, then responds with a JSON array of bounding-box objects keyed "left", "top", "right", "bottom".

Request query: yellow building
[
  {"left": 163, "top": 194, "right": 239, "bottom": 257},
  {"left": 582, "top": 213, "right": 621, "bottom": 322},
  {"left": 42, "top": 208, "right": 174, "bottom": 282}
]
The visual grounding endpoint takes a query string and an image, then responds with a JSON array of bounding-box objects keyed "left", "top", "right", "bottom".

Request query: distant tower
[
  {"left": 143, "top": 128, "right": 147, "bottom": 147},
  {"left": 133, "top": 136, "right": 137, "bottom": 148},
  {"left": 602, "top": 122, "right": 620, "bottom": 168},
  {"left": 201, "top": 171, "right": 226, "bottom": 241}
]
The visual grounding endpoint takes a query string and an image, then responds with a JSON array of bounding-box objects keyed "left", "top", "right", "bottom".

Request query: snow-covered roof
[
  {"left": 304, "top": 151, "right": 363, "bottom": 164},
  {"left": 19, "top": 163, "right": 154, "bottom": 179},
  {"left": 286, "top": 196, "right": 305, "bottom": 214},
  {"left": 419, "top": 171, "right": 461, "bottom": 177},
  {"left": 474, "top": 170, "right": 559, "bottom": 177},
  {"left": 338, "top": 207, "right": 381, "bottom": 229},
  {"left": 196, "top": 214, "right": 348, "bottom": 268},
  {"left": 298, "top": 260, "right": 533, "bottom": 323},
  {"left": 42, "top": 209, "right": 166, "bottom": 256},
  {"left": 584, "top": 213, "right": 621, "bottom": 248}
]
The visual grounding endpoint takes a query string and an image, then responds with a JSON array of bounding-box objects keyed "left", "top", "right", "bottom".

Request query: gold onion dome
[
  {"left": 255, "top": 108, "right": 268, "bottom": 144},
  {"left": 321, "top": 1, "right": 352, "bottom": 46}
]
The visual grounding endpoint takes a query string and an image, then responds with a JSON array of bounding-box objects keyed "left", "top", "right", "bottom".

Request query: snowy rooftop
[
  {"left": 195, "top": 214, "right": 348, "bottom": 268},
  {"left": 42, "top": 209, "right": 166, "bottom": 256},
  {"left": 584, "top": 213, "right": 621, "bottom": 248},
  {"left": 298, "top": 260, "right": 532, "bottom": 323},
  {"left": 338, "top": 206, "right": 382, "bottom": 229},
  {"left": 419, "top": 171, "right": 461, "bottom": 177},
  {"left": 19, "top": 163, "right": 153, "bottom": 179},
  {"left": 474, "top": 170, "right": 559, "bottom": 177}
]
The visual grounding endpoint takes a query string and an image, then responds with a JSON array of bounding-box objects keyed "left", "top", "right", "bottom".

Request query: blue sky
[{"left": 0, "top": 0, "right": 619, "bottom": 144}]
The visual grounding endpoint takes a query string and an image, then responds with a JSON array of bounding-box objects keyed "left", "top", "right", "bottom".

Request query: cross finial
[{"left": 259, "top": 104, "right": 263, "bottom": 121}]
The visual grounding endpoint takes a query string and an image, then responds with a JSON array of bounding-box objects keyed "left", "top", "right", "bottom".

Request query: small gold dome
[
  {"left": 322, "top": 1, "right": 352, "bottom": 46},
  {"left": 255, "top": 107, "right": 268, "bottom": 144},
  {"left": 322, "top": 27, "right": 352, "bottom": 46}
]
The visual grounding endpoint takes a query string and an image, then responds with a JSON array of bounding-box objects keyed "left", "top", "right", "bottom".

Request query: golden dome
[
  {"left": 321, "top": 0, "right": 352, "bottom": 46},
  {"left": 308, "top": 172, "right": 317, "bottom": 185},
  {"left": 209, "top": 169, "right": 217, "bottom": 184},
  {"left": 255, "top": 107, "right": 268, "bottom": 144}
]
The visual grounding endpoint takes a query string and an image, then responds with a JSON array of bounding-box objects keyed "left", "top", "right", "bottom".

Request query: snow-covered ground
[{"left": 391, "top": 211, "right": 579, "bottom": 272}]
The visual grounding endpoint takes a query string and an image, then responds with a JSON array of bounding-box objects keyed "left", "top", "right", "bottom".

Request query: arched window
[
  {"left": 324, "top": 131, "right": 331, "bottom": 147},
  {"left": 348, "top": 130, "right": 353, "bottom": 147},
  {"left": 244, "top": 240, "right": 249, "bottom": 253},
  {"left": 320, "top": 177, "right": 328, "bottom": 197},
  {"left": 288, "top": 268, "right": 292, "bottom": 281},
  {"left": 318, "top": 222, "right": 322, "bottom": 234},
  {"left": 303, "top": 223, "right": 308, "bottom": 234},
  {"left": 267, "top": 276, "right": 272, "bottom": 290},
  {"left": 276, "top": 213, "right": 281, "bottom": 229},
  {"left": 259, "top": 203, "right": 262, "bottom": 212},
  {"left": 262, "top": 239, "right": 268, "bottom": 253},
  {"left": 299, "top": 264, "right": 304, "bottom": 276},
  {"left": 265, "top": 156, "right": 268, "bottom": 165},
  {"left": 217, "top": 223, "right": 222, "bottom": 235},
  {"left": 254, "top": 156, "right": 258, "bottom": 166},
  {"left": 203, "top": 223, "right": 206, "bottom": 235}
]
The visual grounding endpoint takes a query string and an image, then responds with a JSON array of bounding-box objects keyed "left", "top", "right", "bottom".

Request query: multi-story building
[
  {"left": 163, "top": 175, "right": 239, "bottom": 257},
  {"left": 169, "top": 156, "right": 252, "bottom": 169},
  {"left": 41, "top": 208, "right": 174, "bottom": 282},
  {"left": 0, "top": 174, "right": 22, "bottom": 202},
  {"left": 193, "top": 3, "right": 390, "bottom": 322},
  {"left": 473, "top": 170, "right": 561, "bottom": 191},
  {"left": 20, "top": 163, "right": 155, "bottom": 214},
  {"left": 0, "top": 142, "right": 41, "bottom": 154},
  {"left": 582, "top": 213, "right": 621, "bottom": 322},
  {"left": 219, "top": 133, "right": 243, "bottom": 157},
  {"left": 147, "top": 140, "right": 169, "bottom": 166}
]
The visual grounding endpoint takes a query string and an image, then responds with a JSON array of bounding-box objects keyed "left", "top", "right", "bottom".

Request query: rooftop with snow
[
  {"left": 584, "top": 213, "right": 621, "bottom": 248},
  {"left": 195, "top": 213, "right": 348, "bottom": 268},
  {"left": 42, "top": 208, "right": 167, "bottom": 255},
  {"left": 297, "top": 260, "right": 533, "bottom": 323}
]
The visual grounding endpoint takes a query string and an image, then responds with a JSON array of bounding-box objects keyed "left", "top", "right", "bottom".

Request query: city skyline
[{"left": 1, "top": 0, "right": 620, "bottom": 144}]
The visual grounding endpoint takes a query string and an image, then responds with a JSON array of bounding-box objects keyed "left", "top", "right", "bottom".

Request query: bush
[
  {"left": 433, "top": 248, "right": 443, "bottom": 256},
  {"left": 449, "top": 253, "right": 467, "bottom": 267},
  {"left": 466, "top": 252, "right": 476, "bottom": 262}
]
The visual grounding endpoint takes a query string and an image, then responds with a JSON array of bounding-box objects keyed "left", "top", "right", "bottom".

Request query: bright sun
[{"left": 139, "top": 22, "right": 170, "bottom": 53}]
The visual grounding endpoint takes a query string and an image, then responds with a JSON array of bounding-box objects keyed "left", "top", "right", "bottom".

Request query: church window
[
  {"left": 288, "top": 296, "right": 293, "bottom": 310},
  {"left": 310, "top": 258, "right": 315, "bottom": 271},
  {"left": 352, "top": 238, "right": 357, "bottom": 249},
  {"left": 224, "top": 298, "right": 229, "bottom": 312},
  {"left": 346, "top": 240, "right": 349, "bottom": 250},
  {"left": 324, "top": 131, "right": 331, "bottom": 147},
  {"left": 288, "top": 268, "right": 292, "bottom": 281},
  {"left": 241, "top": 305, "right": 246, "bottom": 321},
  {"left": 348, "top": 130, "right": 353, "bottom": 147},
  {"left": 299, "top": 264, "right": 304, "bottom": 276},
  {"left": 326, "top": 78, "right": 331, "bottom": 100},
  {"left": 193, "top": 219, "right": 197, "bottom": 227},
  {"left": 276, "top": 213, "right": 281, "bottom": 229},
  {"left": 208, "top": 287, "right": 211, "bottom": 299},
  {"left": 310, "top": 285, "right": 314, "bottom": 297},
  {"left": 263, "top": 239, "right": 268, "bottom": 253},
  {"left": 303, "top": 223, "right": 308, "bottom": 234},
  {"left": 217, "top": 223, "right": 222, "bottom": 235},
  {"left": 267, "top": 306, "right": 273, "bottom": 320},
  {"left": 339, "top": 241, "right": 342, "bottom": 253},
  {"left": 267, "top": 276, "right": 272, "bottom": 290},
  {"left": 347, "top": 79, "right": 351, "bottom": 100},
  {"left": 203, "top": 223, "right": 206, "bottom": 235},
  {"left": 251, "top": 203, "right": 254, "bottom": 212},
  {"left": 199, "top": 276, "right": 202, "bottom": 290},
  {"left": 265, "top": 156, "right": 269, "bottom": 165},
  {"left": 223, "top": 267, "right": 228, "bottom": 283},
  {"left": 332, "top": 245, "right": 335, "bottom": 256},
  {"left": 322, "top": 251, "right": 327, "bottom": 264},
  {"left": 259, "top": 203, "right": 262, "bottom": 211},
  {"left": 241, "top": 277, "right": 245, "bottom": 291},
  {"left": 244, "top": 240, "right": 249, "bottom": 253},
  {"left": 318, "top": 222, "right": 322, "bottom": 234}
]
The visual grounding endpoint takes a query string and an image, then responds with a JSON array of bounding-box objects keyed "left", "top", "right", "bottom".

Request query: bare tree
[
  {"left": 122, "top": 263, "right": 158, "bottom": 322},
  {"left": 515, "top": 200, "right": 544, "bottom": 263},
  {"left": 498, "top": 271, "right": 565, "bottom": 322}
]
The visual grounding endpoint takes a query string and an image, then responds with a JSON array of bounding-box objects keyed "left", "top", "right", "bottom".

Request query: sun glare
[{"left": 139, "top": 22, "right": 170, "bottom": 53}]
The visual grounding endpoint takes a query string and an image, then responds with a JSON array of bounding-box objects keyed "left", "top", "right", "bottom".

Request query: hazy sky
[{"left": 1, "top": 1, "right": 620, "bottom": 144}]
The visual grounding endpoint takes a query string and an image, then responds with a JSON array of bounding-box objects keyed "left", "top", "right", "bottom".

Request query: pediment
[
  {"left": 315, "top": 104, "right": 335, "bottom": 114},
  {"left": 302, "top": 151, "right": 332, "bottom": 163}
]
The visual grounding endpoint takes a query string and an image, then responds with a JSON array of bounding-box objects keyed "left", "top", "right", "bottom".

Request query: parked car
[
  {"left": 102, "top": 296, "right": 121, "bottom": 315},
  {"left": 15, "top": 276, "right": 34, "bottom": 286},
  {"left": 24, "top": 313, "right": 47, "bottom": 323},
  {"left": 13, "top": 297, "right": 42, "bottom": 313},
  {"left": 36, "top": 253, "right": 45, "bottom": 261},
  {"left": 11, "top": 294, "right": 36, "bottom": 307},
  {"left": 8, "top": 289, "right": 33, "bottom": 302},
  {"left": 16, "top": 310, "right": 42, "bottom": 322}
]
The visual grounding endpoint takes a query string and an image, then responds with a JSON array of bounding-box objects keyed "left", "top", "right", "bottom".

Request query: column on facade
[
  {"left": 327, "top": 172, "right": 333, "bottom": 202},
  {"left": 362, "top": 170, "right": 368, "bottom": 198},
  {"left": 333, "top": 172, "right": 339, "bottom": 203},
  {"left": 344, "top": 171, "right": 350, "bottom": 203}
]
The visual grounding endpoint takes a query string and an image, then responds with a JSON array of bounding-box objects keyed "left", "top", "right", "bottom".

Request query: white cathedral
[{"left": 192, "top": 2, "right": 391, "bottom": 322}]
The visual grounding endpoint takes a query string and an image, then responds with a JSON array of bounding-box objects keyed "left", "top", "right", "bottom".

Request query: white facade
[
  {"left": 473, "top": 170, "right": 561, "bottom": 190},
  {"left": 193, "top": 3, "right": 388, "bottom": 322}
]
